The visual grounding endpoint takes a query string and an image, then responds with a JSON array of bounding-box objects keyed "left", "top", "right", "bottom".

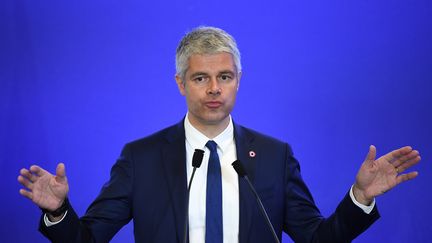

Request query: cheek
[
  {"left": 185, "top": 88, "right": 201, "bottom": 104},
  {"left": 226, "top": 88, "right": 238, "bottom": 102}
]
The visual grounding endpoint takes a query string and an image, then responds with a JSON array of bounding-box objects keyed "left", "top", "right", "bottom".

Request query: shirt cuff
[
  {"left": 43, "top": 210, "right": 68, "bottom": 227},
  {"left": 349, "top": 185, "right": 375, "bottom": 214}
]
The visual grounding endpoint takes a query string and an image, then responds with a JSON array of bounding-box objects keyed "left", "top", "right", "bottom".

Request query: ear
[
  {"left": 175, "top": 74, "right": 186, "bottom": 96},
  {"left": 236, "top": 71, "right": 242, "bottom": 91}
]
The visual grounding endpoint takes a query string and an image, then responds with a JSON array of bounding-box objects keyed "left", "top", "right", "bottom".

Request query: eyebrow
[
  {"left": 219, "top": 70, "right": 236, "bottom": 76},
  {"left": 189, "top": 72, "right": 208, "bottom": 79},
  {"left": 189, "top": 70, "right": 237, "bottom": 79}
]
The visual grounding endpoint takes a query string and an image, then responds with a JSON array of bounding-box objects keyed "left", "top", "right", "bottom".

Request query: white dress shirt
[{"left": 184, "top": 114, "right": 239, "bottom": 243}]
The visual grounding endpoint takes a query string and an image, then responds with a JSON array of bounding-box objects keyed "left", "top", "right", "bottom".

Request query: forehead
[{"left": 186, "top": 52, "right": 236, "bottom": 76}]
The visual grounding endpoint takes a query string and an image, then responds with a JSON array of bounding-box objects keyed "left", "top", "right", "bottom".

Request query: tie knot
[{"left": 206, "top": 140, "right": 218, "bottom": 153}]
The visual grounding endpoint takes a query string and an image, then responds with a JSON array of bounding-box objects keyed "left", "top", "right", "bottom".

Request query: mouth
[{"left": 205, "top": 101, "right": 222, "bottom": 109}]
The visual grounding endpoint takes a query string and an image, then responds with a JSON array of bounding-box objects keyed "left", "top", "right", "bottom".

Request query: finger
[
  {"left": 55, "top": 163, "right": 67, "bottom": 183},
  {"left": 395, "top": 155, "right": 421, "bottom": 174},
  {"left": 382, "top": 146, "right": 413, "bottom": 163},
  {"left": 392, "top": 150, "right": 420, "bottom": 168},
  {"left": 364, "top": 145, "right": 376, "bottom": 164},
  {"left": 30, "top": 165, "right": 48, "bottom": 177},
  {"left": 17, "top": 175, "right": 34, "bottom": 190},
  {"left": 20, "top": 168, "right": 37, "bottom": 182},
  {"left": 396, "top": 171, "right": 419, "bottom": 185},
  {"left": 19, "top": 188, "right": 33, "bottom": 200}
]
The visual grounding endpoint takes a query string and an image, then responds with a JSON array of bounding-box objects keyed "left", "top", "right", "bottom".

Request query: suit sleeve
[
  {"left": 39, "top": 144, "right": 134, "bottom": 243},
  {"left": 282, "top": 144, "right": 380, "bottom": 243}
]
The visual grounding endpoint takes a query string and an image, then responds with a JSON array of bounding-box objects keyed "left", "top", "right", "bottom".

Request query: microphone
[
  {"left": 183, "top": 149, "right": 204, "bottom": 243},
  {"left": 232, "top": 160, "right": 281, "bottom": 243}
]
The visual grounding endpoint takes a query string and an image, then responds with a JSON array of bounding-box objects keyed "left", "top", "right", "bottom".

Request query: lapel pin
[{"left": 249, "top": 150, "right": 256, "bottom": 158}]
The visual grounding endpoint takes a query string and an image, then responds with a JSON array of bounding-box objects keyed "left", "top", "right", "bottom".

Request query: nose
[{"left": 207, "top": 78, "right": 221, "bottom": 95}]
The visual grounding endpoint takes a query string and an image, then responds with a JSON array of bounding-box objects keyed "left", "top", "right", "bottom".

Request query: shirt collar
[{"left": 184, "top": 113, "right": 234, "bottom": 153}]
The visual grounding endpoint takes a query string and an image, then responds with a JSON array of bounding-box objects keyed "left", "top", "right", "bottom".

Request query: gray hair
[{"left": 175, "top": 26, "right": 242, "bottom": 81}]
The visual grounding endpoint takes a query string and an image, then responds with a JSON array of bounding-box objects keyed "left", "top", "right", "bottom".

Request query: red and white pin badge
[{"left": 249, "top": 150, "right": 256, "bottom": 158}]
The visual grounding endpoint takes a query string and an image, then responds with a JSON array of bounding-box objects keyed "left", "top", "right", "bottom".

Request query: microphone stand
[
  {"left": 232, "top": 160, "right": 280, "bottom": 243},
  {"left": 183, "top": 149, "right": 204, "bottom": 243}
]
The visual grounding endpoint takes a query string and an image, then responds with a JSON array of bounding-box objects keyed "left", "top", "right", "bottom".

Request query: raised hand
[
  {"left": 353, "top": 145, "right": 420, "bottom": 205},
  {"left": 18, "top": 163, "right": 69, "bottom": 212}
]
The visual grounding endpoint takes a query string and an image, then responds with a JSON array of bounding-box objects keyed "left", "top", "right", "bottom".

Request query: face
[{"left": 176, "top": 52, "right": 241, "bottom": 130}]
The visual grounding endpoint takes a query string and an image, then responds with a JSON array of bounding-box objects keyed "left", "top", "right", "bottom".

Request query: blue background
[{"left": 1, "top": 0, "right": 431, "bottom": 242}]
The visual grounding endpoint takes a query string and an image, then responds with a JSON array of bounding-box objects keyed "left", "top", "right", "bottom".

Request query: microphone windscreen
[
  {"left": 231, "top": 160, "right": 247, "bottom": 177},
  {"left": 192, "top": 149, "right": 204, "bottom": 168}
]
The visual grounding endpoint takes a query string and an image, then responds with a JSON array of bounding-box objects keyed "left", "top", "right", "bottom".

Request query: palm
[
  {"left": 31, "top": 172, "right": 68, "bottom": 210},
  {"left": 356, "top": 155, "right": 398, "bottom": 198},
  {"left": 354, "top": 145, "right": 420, "bottom": 203}
]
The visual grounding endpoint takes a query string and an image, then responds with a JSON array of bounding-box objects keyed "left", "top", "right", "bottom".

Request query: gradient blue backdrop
[{"left": 1, "top": 0, "right": 431, "bottom": 242}]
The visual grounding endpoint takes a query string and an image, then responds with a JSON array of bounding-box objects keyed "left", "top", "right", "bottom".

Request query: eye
[
  {"left": 219, "top": 74, "right": 233, "bottom": 82},
  {"left": 193, "top": 76, "right": 208, "bottom": 83}
]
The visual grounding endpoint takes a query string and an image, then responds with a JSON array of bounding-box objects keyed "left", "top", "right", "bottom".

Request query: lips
[{"left": 205, "top": 101, "right": 222, "bottom": 108}]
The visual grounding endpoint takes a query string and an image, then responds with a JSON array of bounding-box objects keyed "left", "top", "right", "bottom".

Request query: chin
[{"left": 202, "top": 113, "right": 230, "bottom": 125}]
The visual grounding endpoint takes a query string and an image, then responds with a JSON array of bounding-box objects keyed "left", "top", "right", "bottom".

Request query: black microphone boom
[
  {"left": 231, "top": 160, "right": 281, "bottom": 243},
  {"left": 183, "top": 149, "right": 204, "bottom": 243}
]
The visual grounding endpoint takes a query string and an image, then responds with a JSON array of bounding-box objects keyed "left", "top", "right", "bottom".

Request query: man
[{"left": 18, "top": 26, "right": 421, "bottom": 243}]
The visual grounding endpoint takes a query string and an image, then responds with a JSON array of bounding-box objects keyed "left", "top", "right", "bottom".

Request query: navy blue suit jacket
[{"left": 40, "top": 121, "right": 379, "bottom": 242}]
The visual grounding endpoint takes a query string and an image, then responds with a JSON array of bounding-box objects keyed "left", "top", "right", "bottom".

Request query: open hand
[
  {"left": 353, "top": 145, "right": 420, "bottom": 205},
  {"left": 18, "top": 163, "right": 69, "bottom": 211}
]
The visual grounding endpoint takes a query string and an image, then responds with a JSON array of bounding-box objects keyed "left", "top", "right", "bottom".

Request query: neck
[{"left": 187, "top": 115, "right": 230, "bottom": 139}]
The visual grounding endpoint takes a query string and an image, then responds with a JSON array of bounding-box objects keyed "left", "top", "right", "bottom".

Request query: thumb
[
  {"left": 55, "top": 163, "right": 67, "bottom": 183},
  {"left": 364, "top": 145, "right": 377, "bottom": 164}
]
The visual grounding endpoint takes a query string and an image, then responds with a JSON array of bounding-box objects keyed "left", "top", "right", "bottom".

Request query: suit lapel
[
  {"left": 234, "top": 123, "right": 257, "bottom": 243},
  {"left": 161, "top": 121, "right": 187, "bottom": 243}
]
